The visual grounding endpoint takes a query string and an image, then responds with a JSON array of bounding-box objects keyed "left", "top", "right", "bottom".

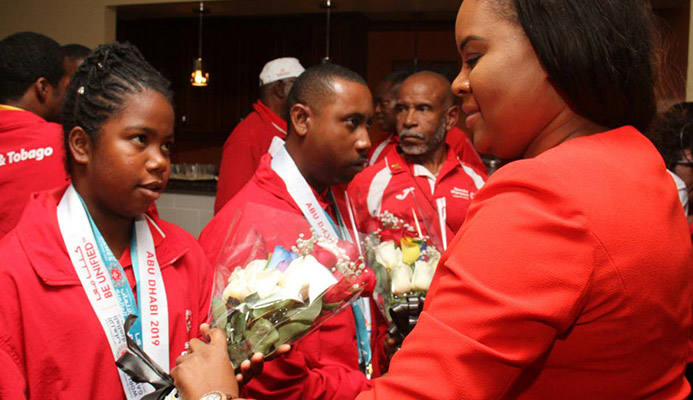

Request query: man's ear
[
  {"left": 290, "top": 103, "right": 312, "bottom": 138},
  {"left": 445, "top": 105, "right": 460, "bottom": 131},
  {"left": 68, "top": 126, "right": 92, "bottom": 166},
  {"left": 33, "top": 77, "right": 52, "bottom": 103}
]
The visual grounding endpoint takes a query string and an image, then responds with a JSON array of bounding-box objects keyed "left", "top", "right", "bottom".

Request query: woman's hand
[
  {"left": 171, "top": 324, "right": 239, "bottom": 400},
  {"left": 235, "top": 344, "right": 292, "bottom": 385}
]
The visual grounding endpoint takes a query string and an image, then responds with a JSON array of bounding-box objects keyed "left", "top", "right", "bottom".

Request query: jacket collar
[
  {"left": 16, "top": 185, "right": 189, "bottom": 286},
  {"left": 252, "top": 153, "right": 331, "bottom": 214},
  {"left": 253, "top": 100, "right": 287, "bottom": 137},
  {"left": 386, "top": 143, "right": 459, "bottom": 184},
  {"left": 0, "top": 108, "right": 49, "bottom": 132}
]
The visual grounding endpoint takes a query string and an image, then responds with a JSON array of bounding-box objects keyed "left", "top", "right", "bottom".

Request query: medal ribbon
[{"left": 57, "top": 185, "right": 169, "bottom": 399}]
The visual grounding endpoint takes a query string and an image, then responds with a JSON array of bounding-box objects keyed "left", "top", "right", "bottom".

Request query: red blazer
[{"left": 358, "top": 126, "right": 693, "bottom": 399}]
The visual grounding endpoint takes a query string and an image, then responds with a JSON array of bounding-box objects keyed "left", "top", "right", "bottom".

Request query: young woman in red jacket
[{"left": 0, "top": 43, "right": 215, "bottom": 399}]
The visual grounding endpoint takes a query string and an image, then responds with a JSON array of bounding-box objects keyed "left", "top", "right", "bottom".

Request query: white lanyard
[
  {"left": 57, "top": 185, "right": 169, "bottom": 399},
  {"left": 269, "top": 138, "right": 372, "bottom": 368},
  {"left": 269, "top": 137, "right": 339, "bottom": 241}
]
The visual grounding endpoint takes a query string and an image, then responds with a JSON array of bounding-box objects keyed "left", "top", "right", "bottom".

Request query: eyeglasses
[
  {"left": 676, "top": 159, "right": 693, "bottom": 168},
  {"left": 679, "top": 123, "right": 693, "bottom": 164}
]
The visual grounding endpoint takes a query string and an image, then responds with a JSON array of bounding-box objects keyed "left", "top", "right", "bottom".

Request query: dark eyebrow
[
  {"left": 344, "top": 112, "right": 366, "bottom": 121},
  {"left": 124, "top": 126, "right": 175, "bottom": 139},
  {"left": 459, "top": 35, "right": 485, "bottom": 51}
]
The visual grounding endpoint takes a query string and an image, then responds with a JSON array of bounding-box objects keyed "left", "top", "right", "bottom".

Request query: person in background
[
  {"left": 369, "top": 70, "right": 486, "bottom": 174},
  {"left": 350, "top": 70, "right": 486, "bottom": 377},
  {"left": 652, "top": 102, "right": 693, "bottom": 221},
  {"left": 0, "top": 32, "right": 69, "bottom": 240},
  {"left": 369, "top": 70, "right": 410, "bottom": 166},
  {"left": 214, "top": 57, "right": 305, "bottom": 213},
  {"left": 172, "top": 0, "right": 693, "bottom": 399},
  {"left": 199, "top": 63, "right": 374, "bottom": 400},
  {"left": 62, "top": 43, "right": 92, "bottom": 81},
  {"left": 351, "top": 71, "right": 486, "bottom": 239},
  {"left": 0, "top": 42, "right": 213, "bottom": 399}
]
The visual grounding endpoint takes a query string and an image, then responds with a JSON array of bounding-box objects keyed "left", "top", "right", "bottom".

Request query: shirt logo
[
  {"left": 185, "top": 309, "right": 193, "bottom": 333},
  {"left": 451, "top": 187, "right": 474, "bottom": 200},
  {"left": 395, "top": 187, "right": 415, "bottom": 200},
  {"left": 0, "top": 146, "right": 54, "bottom": 167},
  {"left": 110, "top": 267, "right": 122, "bottom": 283}
]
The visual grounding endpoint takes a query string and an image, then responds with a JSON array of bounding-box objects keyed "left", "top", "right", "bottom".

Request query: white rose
[
  {"left": 223, "top": 266, "right": 251, "bottom": 301},
  {"left": 282, "top": 255, "right": 338, "bottom": 303},
  {"left": 245, "top": 259, "right": 269, "bottom": 275},
  {"left": 375, "top": 241, "right": 402, "bottom": 271},
  {"left": 254, "top": 269, "right": 283, "bottom": 299},
  {"left": 281, "top": 256, "right": 313, "bottom": 301},
  {"left": 411, "top": 260, "right": 435, "bottom": 292},
  {"left": 390, "top": 262, "right": 413, "bottom": 295}
]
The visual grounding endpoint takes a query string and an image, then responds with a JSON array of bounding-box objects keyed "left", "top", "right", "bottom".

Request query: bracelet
[{"left": 198, "top": 391, "right": 235, "bottom": 400}]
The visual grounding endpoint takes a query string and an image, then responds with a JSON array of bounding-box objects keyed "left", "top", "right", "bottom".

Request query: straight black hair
[{"left": 506, "top": 0, "right": 657, "bottom": 133}]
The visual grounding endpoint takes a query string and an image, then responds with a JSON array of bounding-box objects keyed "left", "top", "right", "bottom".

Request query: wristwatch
[{"left": 199, "top": 391, "right": 234, "bottom": 400}]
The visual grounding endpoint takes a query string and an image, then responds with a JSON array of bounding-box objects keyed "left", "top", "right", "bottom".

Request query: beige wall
[{"left": 0, "top": 0, "right": 208, "bottom": 48}]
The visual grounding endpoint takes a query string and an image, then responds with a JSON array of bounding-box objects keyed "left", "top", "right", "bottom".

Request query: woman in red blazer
[{"left": 173, "top": 1, "right": 693, "bottom": 399}]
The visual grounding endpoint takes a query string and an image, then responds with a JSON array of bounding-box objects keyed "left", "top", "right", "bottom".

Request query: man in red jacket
[
  {"left": 199, "top": 63, "right": 374, "bottom": 400},
  {"left": 350, "top": 71, "right": 486, "bottom": 245},
  {"left": 214, "top": 57, "right": 305, "bottom": 213},
  {"left": 0, "top": 32, "right": 71, "bottom": 240}
]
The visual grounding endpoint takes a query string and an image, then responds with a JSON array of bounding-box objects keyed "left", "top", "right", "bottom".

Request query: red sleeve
[
  {"left": 357, "top": 163, "right": 594, "bottom": 399},
  {"left": 242, "top": 312, "right": 372, "bottom": 400},
  {"left": 215, "top": 117, "right": 269, "bottom": 214},
  {"left": 0, "top": 338, "right": 27, "bottom": 399}
]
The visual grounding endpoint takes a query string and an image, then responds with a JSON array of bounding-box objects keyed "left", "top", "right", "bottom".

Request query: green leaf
[
  {"left": 285, "top": 298, "right": 323, "bottom": 323},
  {"left": 245, "top": 318, "right": 280, "bottom": 355},
  {"left": 276, "top": 321, "right": 312, "bottom": 345},
  {"left": 211, "top": 297, "right": 229, "bottom": 327}
]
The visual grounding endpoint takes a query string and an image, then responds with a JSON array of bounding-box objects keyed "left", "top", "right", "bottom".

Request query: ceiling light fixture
[{"left": 191, "top": 2, "right": 209, "bottom": 87}]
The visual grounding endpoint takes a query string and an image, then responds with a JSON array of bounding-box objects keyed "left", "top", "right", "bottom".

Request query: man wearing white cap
[{"left": 215, "top": 57, "right": 305, "bottom": 213}]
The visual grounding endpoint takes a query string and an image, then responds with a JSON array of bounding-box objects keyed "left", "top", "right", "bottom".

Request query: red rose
[{"left": 312, "top": 244, "right": 338, "bottom": 270}]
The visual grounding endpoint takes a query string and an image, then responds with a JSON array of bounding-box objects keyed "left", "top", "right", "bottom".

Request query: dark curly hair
[
  {"left": 62, "top": 42, "right": 173, "bottom": 173},
  {"left": 284, "top": 62, "right": 367, "bottom": 132},
  {"left": 651, "top": 103, "right": 693, "bottom": 170}
]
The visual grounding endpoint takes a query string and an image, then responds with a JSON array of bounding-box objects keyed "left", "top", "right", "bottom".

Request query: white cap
[{"left": 259, "top": 57, "right": 305, "bottom": 86}]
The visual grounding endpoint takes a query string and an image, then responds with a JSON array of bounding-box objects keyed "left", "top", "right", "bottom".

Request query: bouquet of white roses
[
  {"left": 208, "top": 206, "right": 374, "bottom": 367},
  {"left": 361, "top": 210, "right": 442, "bottom": 338}
]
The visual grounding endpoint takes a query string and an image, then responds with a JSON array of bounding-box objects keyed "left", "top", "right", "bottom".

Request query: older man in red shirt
[{"left": 214, "top": 57, "right": 305, "bottom": 213}]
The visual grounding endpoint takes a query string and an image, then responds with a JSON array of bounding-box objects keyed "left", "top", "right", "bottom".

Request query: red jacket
[
  {"left": 367, "top": 127, "right": 487, "bottom": 175},
  {"left": 349, "top": 144, "right": 486, "bottom": 245},
  {"left": 357, "top": 127, "right": 693, "bottom": 399},
  {"left": 200, "top": 154, "right": 372, "bottom": 400},
  {"left": 0, "top": 186, "right": 213, "bottom": 400},
  {"left": 0, "top": 108, "right": 69, "bottom": 239},
  {"left": 215, "top": 100, "right": 287, "bottom": 214}
]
